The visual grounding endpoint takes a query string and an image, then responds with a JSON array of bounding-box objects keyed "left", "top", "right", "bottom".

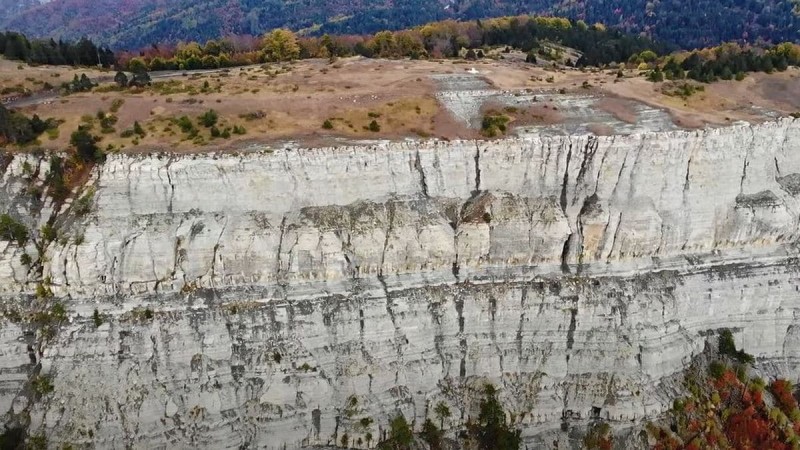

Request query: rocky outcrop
[{"left": 1, "top": 119, "right": 800, "bottom": 448}]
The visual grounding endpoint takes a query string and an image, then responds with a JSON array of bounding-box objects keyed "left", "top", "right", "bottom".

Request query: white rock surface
[{"left": 1, "top": 119, "right": 800, "bottom": 448}]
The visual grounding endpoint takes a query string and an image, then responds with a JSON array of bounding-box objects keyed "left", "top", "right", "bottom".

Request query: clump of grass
[
  {"left": 109, "top": 98, "right": 125, "bottom": 113},
  {"left": 481, "top": 112, "right": 510, "bottom": 137}
]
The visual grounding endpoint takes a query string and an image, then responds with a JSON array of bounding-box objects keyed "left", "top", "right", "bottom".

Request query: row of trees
[
  {"left": 119, "top": 15, "right": 666, "bottom": 71},
  {"left": 377, "top": 384, "right": 521, "bottom": 450},
  {"left": 648, "top": 42, "right": 800, "bottom": 83},
  {"left": 0, "top": 32, "right": 115, "bottom": 67}
]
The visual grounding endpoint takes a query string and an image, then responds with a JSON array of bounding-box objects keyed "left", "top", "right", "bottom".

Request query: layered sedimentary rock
[{"left": 1, "top": 119, "right": 800, "bottom": 448}]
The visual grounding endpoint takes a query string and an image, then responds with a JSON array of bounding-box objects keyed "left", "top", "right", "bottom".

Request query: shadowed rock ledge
[{"left": 1, "top": 118, "right": 800, "bottom": 448}]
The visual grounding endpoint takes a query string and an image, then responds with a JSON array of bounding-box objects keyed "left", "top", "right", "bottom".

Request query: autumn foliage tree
[
  {"left": 649, "top": 332, "right": 800, "bottom": 450},
  {"left": 261, "top": 29, "right": 300, "bottom": 62}
]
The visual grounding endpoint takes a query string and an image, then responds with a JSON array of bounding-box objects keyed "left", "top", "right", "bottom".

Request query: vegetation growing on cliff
[
  {"left": 375, "top": 384, "right": 521, "bottom": 449},
  {"left": 0, "top": 213, "right": 29, "bottom": 246},
  {"left": 648, "top": 330, "right": 800, "bottom": 449}
]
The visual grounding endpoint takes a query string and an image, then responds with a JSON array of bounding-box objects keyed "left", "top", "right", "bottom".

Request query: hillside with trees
[
  {"left": 0, "top": 0, "right": 797, "bottom": 51},
  {"left": 116, "top": 16, "right": 667, "bottom": 70},
  {"left": 0, "top": 31, "right": 115, "bottom": 67}
]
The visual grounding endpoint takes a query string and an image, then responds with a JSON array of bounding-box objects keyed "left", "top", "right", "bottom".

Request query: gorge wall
[{"left": 2, "top": 119, "right": 800, "bottom": 448}]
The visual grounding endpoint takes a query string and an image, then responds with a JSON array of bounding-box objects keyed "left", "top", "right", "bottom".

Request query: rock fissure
[
  {"left": 208, "top": 216, "right": 228, "bottom": 284},
  {"left": 275, "top": 216, "right": 287, "bottom": 285},
  {"left": 413, "top": 149, "right": 429, "bottom": 198},
  {"left": 473, "top": 142, "right": 481, "bottom": 194}
]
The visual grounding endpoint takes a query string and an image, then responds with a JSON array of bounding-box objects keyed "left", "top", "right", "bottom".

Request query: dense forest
[
  {"left": 0, "top": 32, "right": 115, "bottom": 67},
  {"left": 118, "top": 16, "right": 666, "bottom": 70},
  {"left": 653, "top": 43, "right": 800, "bottom": 83},
  {"left": 0, "top": 0, "right": 797, "bottom": 51},
  {"left": 2, "top": 14, "right": 798, "bottom": 89}
]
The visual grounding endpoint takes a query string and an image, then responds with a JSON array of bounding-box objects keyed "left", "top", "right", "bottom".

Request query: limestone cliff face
[{"left": 2, "top": 119, "right": 800, "bottom": 449}]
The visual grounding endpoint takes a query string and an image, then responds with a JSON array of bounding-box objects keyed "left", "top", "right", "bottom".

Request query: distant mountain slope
[
  {"left": 0, "top": 0, "right": 40, "bottom": 24},
  {"left": 1, "top": 0, "right": 798, "bottom": 50}
]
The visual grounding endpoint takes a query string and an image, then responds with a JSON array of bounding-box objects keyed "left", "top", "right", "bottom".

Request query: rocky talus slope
[{"left": 2, "top": 119, "right": 800, "bottom": 448}]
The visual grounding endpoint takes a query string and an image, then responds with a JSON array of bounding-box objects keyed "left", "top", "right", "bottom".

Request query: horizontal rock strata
[{"left": 1, "top": 118, "right": 799, "bottom": 448}]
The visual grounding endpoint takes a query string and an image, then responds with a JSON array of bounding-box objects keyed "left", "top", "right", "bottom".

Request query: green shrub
[
  {"left": 322, "top": 119, "right": 333, "bottom": 130},
  {"left": 646, "top": 68, "right": 664, "bottom": 82},
  {"left": 709, "top": 361, "right": 726, "bottom": 379},
  {"left": 31, "top": 375, "right": 54, "bottom": 396},
  {"left": 719, "top": 329, "right": 754, "bottom": 363},
  {"left": 0, "top": 214, "right": 28, "bottom": 246},
  {"left": 385, "top": 415, "right": 413, "bottom": 447},
  {"left": 50, "top": 302, "right": 67, "bottom": 321},
  {"left": 35, "top": 283, "right": 52, "bottom": 299},
  {"left": 92, "top": 308, "right": 103, "bottom": 327},
  {"left": 40, "top": 224, "right": 58, "bottom": 243},
  {"left": 467, "top": 384, "right": 521, "bottom": 450},
  {"left": 133, "top": 121, "right": 146, "bottom": 137},
  {"left": 27, "top": 434, "right": 46, "bottom": 450},
  {"left": 70, "top": 127, "right": 105, "bottom": 163},
  {"left": 421, "top": 419, "right": 442, "bottom": 449},
  {"left": 367, "top": 120, "right": 380, "bottom": 132},
  {"left": 198, "top": 109, "right": 219, "bottom": 128},
  {"left": 175, "top": 116, "right": 195, "bottom": 133}
]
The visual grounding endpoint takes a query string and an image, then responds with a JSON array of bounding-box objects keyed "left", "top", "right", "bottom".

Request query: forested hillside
[{"left": 0, "top": 0, "right": 798, "bottom": 50}]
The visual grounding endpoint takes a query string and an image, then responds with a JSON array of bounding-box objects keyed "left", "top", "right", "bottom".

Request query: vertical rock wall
[{"left": 1, "top": 119, "right": 799, "bottom": 448}]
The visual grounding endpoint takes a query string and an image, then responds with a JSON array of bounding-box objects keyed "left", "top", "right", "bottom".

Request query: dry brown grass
[
  {"left": 0, "top": 58, "right": 110, "bottom": 96},
  {"left": 5, "top": 56, "right": 799, "bottom": 152},
  {"left": 600, "top": 68, "right": 800, "bottom": 127},
  {"left": 11, "top": 57, "right": 483, "bottom": 150}
]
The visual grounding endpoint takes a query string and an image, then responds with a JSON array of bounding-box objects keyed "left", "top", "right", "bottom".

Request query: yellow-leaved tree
[{"left": 262, "top": 29, "right": 300, "bottom": 62}]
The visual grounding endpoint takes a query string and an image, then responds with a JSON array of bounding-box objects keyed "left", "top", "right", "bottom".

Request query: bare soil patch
[
  {"left": 595, "top": 97, "right": 638, "bottom": 124},
  {"left": 586, "top": 123, "right": 614, "bottom": 135}
]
